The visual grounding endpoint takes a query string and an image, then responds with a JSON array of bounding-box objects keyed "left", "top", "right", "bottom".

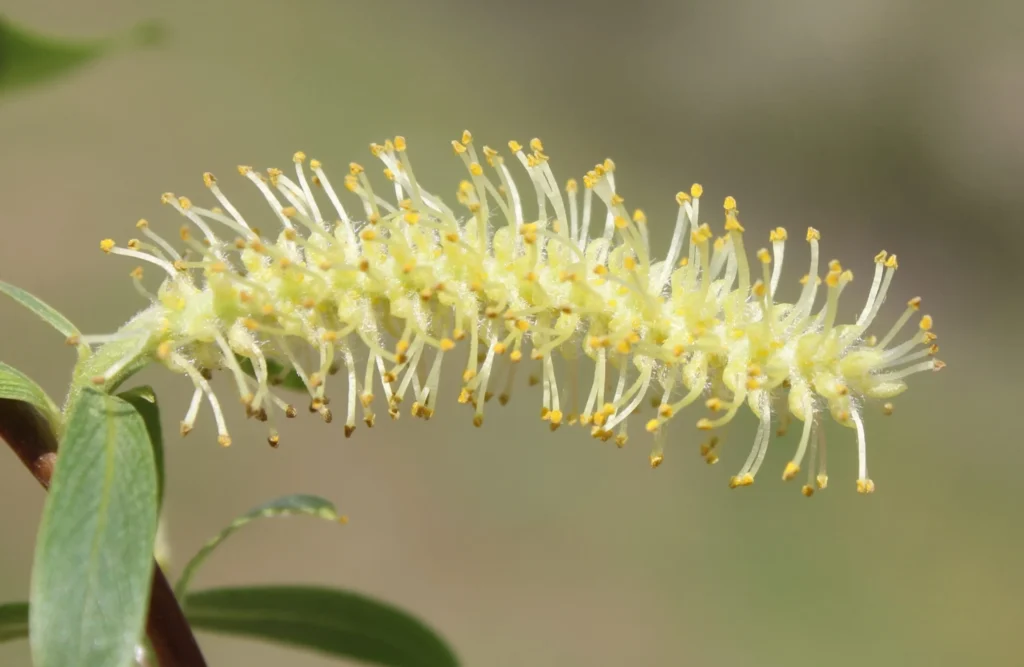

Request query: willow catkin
[{"left": 87, "top": 132, "right": 942, "bottom": 494}]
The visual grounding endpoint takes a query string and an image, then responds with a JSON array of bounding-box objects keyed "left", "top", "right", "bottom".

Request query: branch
[{"left": 0, "top": 398, "right": 207, "bottom": 667}]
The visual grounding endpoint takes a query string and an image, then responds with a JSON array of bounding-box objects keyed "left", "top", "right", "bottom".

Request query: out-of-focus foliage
[{"left": 0, "top": 15, "right": 164, "bottom": 96}]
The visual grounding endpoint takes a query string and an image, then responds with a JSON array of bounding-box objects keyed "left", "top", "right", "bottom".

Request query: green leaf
[
  {"left": 175, "top": 494, "right": 346, "bottom": 599},
  {"left": 30, "top": 388, "right": 158, "bottom": 667},
  {"left": 0, "top": 16, "right": 166, "bottom": 96},
  {"left": 186, "top": 586, "right": 459, "bottom": 667},
  {"left": 0, "top": 601, "right": 28, "bottom": 643},
  {"left": 236, "top": 354, "right": 308, "bottom": 392},
  {"left": 118, "top": 386, "right": 165, "bottom": 511},
  {"left": 0, "top": 279, "right": 80, "bottom": 341},
  {"left": 0, "top": 361, "right": 61, "bottom": 433}
]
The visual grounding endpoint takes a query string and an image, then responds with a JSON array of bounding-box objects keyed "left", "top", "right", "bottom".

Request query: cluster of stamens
[{"left": 84, "top": 131, "right": 943, "bottom": 494}]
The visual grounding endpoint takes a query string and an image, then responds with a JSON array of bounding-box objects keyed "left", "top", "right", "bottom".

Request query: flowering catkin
[{"left": 87, "top": 132, "right": 942, "bottom": 495}]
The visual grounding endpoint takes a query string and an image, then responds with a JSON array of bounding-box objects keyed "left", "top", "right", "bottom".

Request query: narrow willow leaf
[
  {"left": 0, "top": 16, "right": 166, "bottom": 95},
  {"left": 175, "top": 494, "right": 346, "bottom": 600},
  {"left": 186, "top": 586, "right": 459, "bottom": 667},
  {"left": 0, "top": 602, "right": 28, "bottom": 643},
  {"left": 30, "top": 388, "right": 158, "bottom": 667},
  {"left": 0, "top": 280, "right": 80, "bottom": 341},
  {"left": 118, "top": 386, "right": 165, "bottom": 511},
  {"left": 0, "top": 361, "right": 61, "bottom": 433}
]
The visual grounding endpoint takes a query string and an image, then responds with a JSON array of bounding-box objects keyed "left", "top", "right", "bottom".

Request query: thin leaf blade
[
  {"left": 0, "top": 602, "right": 28, "bottom": 643},
  {"left": 0, "top": 361, "right": 61, "bottom": 433},
  {"left": 0, "top": 16, "right": 166, "bottom": 95},
  {"left": 0, "top": 280, "right": 79, "bottom": 341},
  {"left": 175, "top": 494, "right": 346, "bottom": 599},
  {"left": 186, "top": 586, "right": 459, "bottom": 667},
  {"left": 30, "top": 388, "right": 158, "bottom": 667}
]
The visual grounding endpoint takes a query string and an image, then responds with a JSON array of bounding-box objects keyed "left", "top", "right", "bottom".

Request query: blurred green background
[{"left": 1, "top": 1, "right": 1022, "bottom": 665}]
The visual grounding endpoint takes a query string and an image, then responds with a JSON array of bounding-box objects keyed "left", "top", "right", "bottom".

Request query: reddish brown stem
[{"left": 0, "top": 398, "right": 207, "bottom": 667}]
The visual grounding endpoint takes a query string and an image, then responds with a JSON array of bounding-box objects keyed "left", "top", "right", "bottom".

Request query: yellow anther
[
  {"left": 723, "top": 195, "right": 737, "bottom": 211},
  {"left": 883, "top": 402, "right": 894, "bottom": 416},
  {"left": 782, "top": 461, "right": 800, "bottom": 481},
  {"left": 874, "top": 250, "right": 888, "bottom": 263},
  {"left": 508, "top": 140, "right": 522, "bottom": 152},
  {"left": 309, "top": 158, "right": 321, "bottom": 170},
  {"left": 724, "top": 215, "right": 744, "bottom": 232},
  {"left": 645, "top": 419, "right": 660, "bottom": 433},
  {"left": 100, "top": 239, "right": 116, "bottom": 253},
  {"left": 816, "top": 474, "right": 828, "bottom": 490},
  {"left": 237, "top": 165, "right": 252, "bottom": 176},
  {"left": 696, "top": 418, "right": 713, "bottom": 431},
  {"left": 705, "top": 397, "right": 724, "bottom": 411},
  {"left": 756, "top": 248, "right": 771, "bottom": 264},
  {"left": 529, "top": 138, "right": 544, "bottom": 152},
  {"left": 344, "top": 175, "right": 358, "bottom": 192},
  {"left": 856, "top": 479, "right": 876, "bottom": 494},
  {"left": 675, "top": 191, "right": 691, "bottom": 205},
  {"left": 610, "top": 193, "right": 625, "bottom": 206},
  {"left": 469, "top": 162, "right": 483, "bottom": 176},
  {"left": 515, "top": 319, "right": 530, "bottom": 332},
  {"left": 806, "top": 227, "right": 821, "bottom": 241},
  {"left": 801, "top": 485, "right": 815, "bottom": 497},
  {"left": 292, "top": 151, "right": 306, "bottom": 163},
  {"left": 650, "top": 453, "right": 664, "bottom": 468},
  {"left": 614, "top": 216, "right": 628, "bottom": 229},
  {"left": 565, "top": 178, "right": 578, "bottom": 193},
  {"left": 632, "top": 209, "right": 647, "bottom": 224},
  {"left": 919, "top": 315, "right": 933, "bottom": 331},
  {"left": 349, "top": 162, "right": 364, "bottom": 175},
  {"left": 908, "top": 297, "right": 922, "bottom": 310},
  {"left": 394, "top": 136, "right": 407, "bottom": 152},
  {"left": 360, "top": 229, "right": 377, "bottom": 242},
  {"left": 404, "top": 211, "right": 420, "bottom": 225},
  {"left": 602, "top": 158, "right": 615, "bottom": 172},
  {"left": 160, "top": 192, "right": 175, "bottom": 205},
  {"left": 690, "top": 183, "right": 703, "bottom": 198},
  {"left": 885, "top": 254, "right": 899, "bottom": 269}
]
